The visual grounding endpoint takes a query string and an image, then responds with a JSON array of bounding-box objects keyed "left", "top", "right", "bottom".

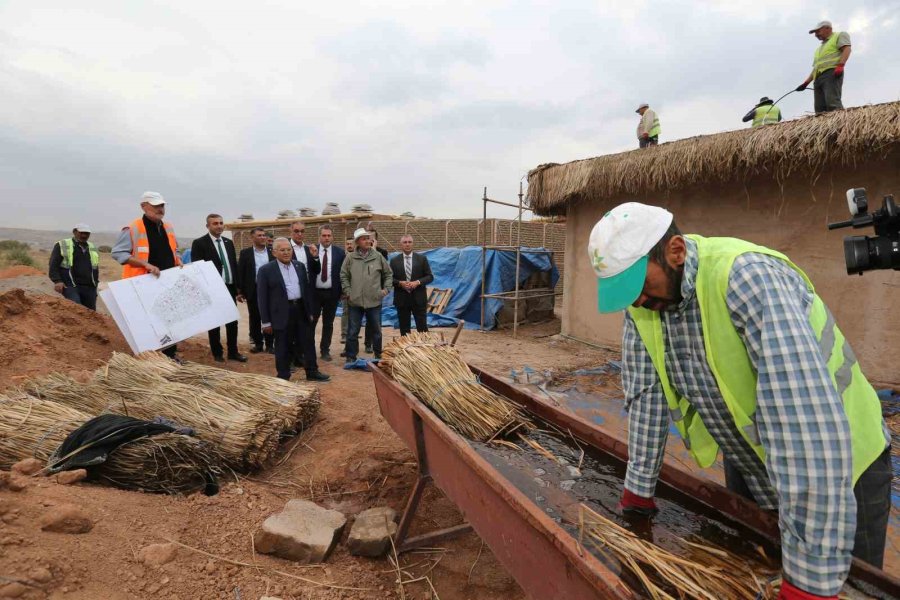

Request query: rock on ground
[
  {"left": 39, "top": 504, "right": 93, "bottom": 534},
  {"left": 11, "top": 458, "right": 43, "bottom": 476},
  {"left": 138, "top": 542, "right": 179, "bottom": 567},
  {"left": 55, "top": 469, "right": 88, "bottom": 485},
  {"left": 347, "top": 507, "right": 397, "bottom": 557},
  {"left": 253, "top": 499, "right": 346, "bottom": 563}
]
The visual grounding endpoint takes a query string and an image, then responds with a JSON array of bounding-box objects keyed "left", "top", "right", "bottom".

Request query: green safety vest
[
  {"left": 59, "top": 238, "right": 99, "bottom": 286},
  {"left": 751, "top": 105, "right": 781, "bottom": 127},
  {"left": 627, "top": 235, "right": 885, "bottom": 484},
  {"left": 648, "top": 112, "right": 661, "bottom": 138},
  {"left": 813, "top": 32, "right": 844, "bottom": 78}
]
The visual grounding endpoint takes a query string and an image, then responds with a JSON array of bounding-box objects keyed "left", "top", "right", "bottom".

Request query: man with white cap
[
  {"left": 589, "top": 203, "right": 890, "bottom": 600},
  {"left": 48, "top": 223, "right": 100, "bottom": 310},
  {"left": 796, "top": 20, "right": 851, "bottom": 113},
  {"left": 340, "top": 228, "right": 392, "bottom": 361},
  {"left": 635, "top": 103, "right": 660, "bottom": 148},
  {"left": 112, "top": 191, "right": 183, "bottom": 359}
]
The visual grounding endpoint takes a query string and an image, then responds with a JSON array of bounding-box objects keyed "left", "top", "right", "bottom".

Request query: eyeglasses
[{"left": 292, "top": 229, "right": 304, "bottom": 233}]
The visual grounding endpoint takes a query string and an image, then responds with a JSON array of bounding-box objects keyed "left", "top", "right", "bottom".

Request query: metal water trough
[{"left": 371, "top": 363, "right": 900, "bottom": 600}]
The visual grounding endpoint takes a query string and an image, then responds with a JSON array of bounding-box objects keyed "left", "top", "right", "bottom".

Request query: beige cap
[
  {"left": 635, "top": 103, "right": 649, "bottom": 113},
  {"left": 809, "top": 20, "right": 832, "bottom": 33},
  {"left": 353, "top": 227, "right": 371, "bottom": 241},
  {"left": 141, "top": 191, "right": 165, "bottom": 206}
]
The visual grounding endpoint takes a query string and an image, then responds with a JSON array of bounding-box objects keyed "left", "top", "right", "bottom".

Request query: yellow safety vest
[
  {"left": 751, "top": 105, "right": 781, "bottom": 127},
  {"left": 813, "top": 32, "right": 845, "bottom": 78},
  {"left": 58, "top": 238, "right": 99, "bottom": 286},
  {"left": 628, "top": 235, "right": 886, "bottom": 483},
  {"left": 648, "top": 111, "right": 661, "bottom": 138}
]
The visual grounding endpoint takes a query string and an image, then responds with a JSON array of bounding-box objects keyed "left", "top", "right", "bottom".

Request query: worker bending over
[
  {"left": 742, "top": 96, "right": 782, "bottom": 127},
  {"left": 589, "top": 203, "right": 890, "bottom": 600}
]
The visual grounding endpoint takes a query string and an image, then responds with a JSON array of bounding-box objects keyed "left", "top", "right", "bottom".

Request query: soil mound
[
  {"left": 0, "top": 265, "right": 44, "bottom": 279},
  {"left": 0, "top": 289, "right": 130, "bottom": 385}
]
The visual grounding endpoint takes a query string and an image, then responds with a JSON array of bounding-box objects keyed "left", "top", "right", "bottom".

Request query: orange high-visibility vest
[{"left": 121, "top": 217, "right": 179, "bottom": 278}]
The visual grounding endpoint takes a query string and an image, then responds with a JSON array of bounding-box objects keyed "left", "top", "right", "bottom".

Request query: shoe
[
  {"left": 374, "top": 353, "right": 382, "bottom": 360},
  {"left": 306, "top": 370, "right": 331, "bottom": 382},
  {"left": 266, "top": 346, "right": 275, "bottom": 355},
  {"left": 320, "top": 352, "right": 332, "bottom": 362},
  {"left": 228, "top": 353, "right": 248, "bottom": 363},
  {"left": 339, "top": 350, "right": 347, "bottom": 357},
  {"left": 249, "top": 344, "right": 263, "bottom": 354},
  {"left": 213, "top": 355, "right": 225, "bottom": 363},
  {"left": 365, "top": 345, "right": 373, "bottom": 354}
]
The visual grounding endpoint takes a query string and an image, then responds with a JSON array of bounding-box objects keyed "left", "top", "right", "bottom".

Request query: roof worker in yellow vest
[
  {"left": 588, "top": 203, "right": 890, "bottom": 600},
  {"left": 111, "top": 191, "right": 183, "bottom": 360},
  {"left": 742, "top": 96, "right": 782, "bottom": 127},
  {"left": 635, "top": 103, "right": 660, "bottom": 148},
  {"left": 796, "top": 20, "right": 851, "bottom": 113}
]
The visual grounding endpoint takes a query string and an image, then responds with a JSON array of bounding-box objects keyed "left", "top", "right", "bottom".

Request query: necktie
[
  {"left": 405, "top": 255, "right": 412, "bottom": 280},
  {"left": 321, "top": 247, "right": 328, "bottom": 283},
  {"left": 216, "top": 238, "right": 231, "bottom": 284}
]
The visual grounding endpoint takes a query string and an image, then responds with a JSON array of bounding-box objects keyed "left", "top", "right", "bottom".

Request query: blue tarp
[{"left": 338, "top": 246, "right": 559, "bottom": 330}]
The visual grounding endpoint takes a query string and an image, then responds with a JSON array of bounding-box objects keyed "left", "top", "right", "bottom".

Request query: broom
[
  {"left": 380, "top": 333, "right": 531, "bottom": 442},
  {"left": 95, "top": 357, "right": 281, "bottom": 470},
  {"left": 0, "top": 394, "right": 89, "bottom": 468}
]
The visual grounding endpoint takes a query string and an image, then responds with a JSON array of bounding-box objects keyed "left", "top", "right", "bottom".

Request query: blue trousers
[{"left": 345, "top": 305, "right": 381, "bottom": 359}]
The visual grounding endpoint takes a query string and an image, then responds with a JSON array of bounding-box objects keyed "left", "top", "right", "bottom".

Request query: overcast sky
[{"left": 1, "top": 0, "right": 898, "bottom": 235}]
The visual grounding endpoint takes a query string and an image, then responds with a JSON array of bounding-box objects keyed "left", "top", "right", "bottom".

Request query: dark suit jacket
[
  {"left": 237, "top": 246, "right": 274, "bottom": 299},
  {"left": 256, "top": 259, "right": 316, "bottom": 330},
  {"left": 312, "top": 245, "right": 345, "bottom": 301},
  {"left": 191, "top": 234, "right": 240, "bottom": 289},
  {"left": 390, "top": 252, "right": 434, "bottom": 308},
  {"left": 291, "top": 242, "right": 321, "bottom": 282}
]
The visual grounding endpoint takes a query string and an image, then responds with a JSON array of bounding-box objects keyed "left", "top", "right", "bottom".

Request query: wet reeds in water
[
  {"left": 579, "top": 504, "right": 776, "bottom": 600},
  {"left": 380, "top": 332, "right": 531, "bottom": 442}
]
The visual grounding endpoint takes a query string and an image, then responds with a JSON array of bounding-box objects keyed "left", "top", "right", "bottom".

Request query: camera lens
[{"left": 843, "top": 236, "right": 870, "bottom": 274}]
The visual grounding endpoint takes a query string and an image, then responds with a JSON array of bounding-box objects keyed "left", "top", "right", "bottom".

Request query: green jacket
[{"left": 340, "top": 249, "right": 393, "bottom": 309}]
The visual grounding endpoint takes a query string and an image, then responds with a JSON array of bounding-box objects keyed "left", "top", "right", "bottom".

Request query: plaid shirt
[{"left": 622, "top": 237, "right": 888, "bottom": 596}]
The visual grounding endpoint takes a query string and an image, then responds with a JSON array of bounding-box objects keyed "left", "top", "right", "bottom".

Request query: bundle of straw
[
  {"left": 579, "top": 505, "right": 774, "bottom": 600},
  {"left": 133, "top": 351, "right": 182, "bottom": 378},
  {"left": 153, "top": 360, "right": 320, "bottom": 432},
  {"left": 0, "top": 394, "right": 89, "bottom": 468},
  {"left": 95, "top": 356, "right": 281, "bottom": 469},
  {"left": 90, "top": 433, "right": 223, "bottom": 495},
  {"left": 21, "top": 372, "right": 121, "bottom": 415},
  {"left": 380, "top": 333, "right": 530, "bottom": 442}
]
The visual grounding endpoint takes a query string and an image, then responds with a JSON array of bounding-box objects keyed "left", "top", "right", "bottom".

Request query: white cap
[
  {"left": 587, "top": 202, "right": 673, "bottom": 312},
  {"left": 635, "top": 103, "right": 649, "bottom": 113},
  {"left": 141, "top": 191, "right": 166, "bottom": 205},
  {"left": 353, "top": 227, "right": 371, "bottom": 241},
  {"left": 73, "top": 223, "right": 92, "bottom": 233},
  {"left": 809, "top": 20, "right": 832, "bottom": 33}
]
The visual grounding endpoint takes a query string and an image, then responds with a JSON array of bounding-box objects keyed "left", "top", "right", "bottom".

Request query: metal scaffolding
[{"left": 480, "top": 184, "right": 561, "bottom": 337}]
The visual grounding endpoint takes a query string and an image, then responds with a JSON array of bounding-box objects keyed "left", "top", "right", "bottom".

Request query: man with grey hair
[
  {"left": 112, "top": 191, "right": 182, "bottom": 359},
  {"left": 390, "top": 234, "right": 433, "bottom": 335},
  {"left": 796, "top": 20, "right": 851, "bottom": 113}
]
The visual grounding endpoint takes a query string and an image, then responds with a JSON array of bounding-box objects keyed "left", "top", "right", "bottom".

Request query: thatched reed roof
[{"left": 527, "top": 101, "right": 900, "bottom": 215}]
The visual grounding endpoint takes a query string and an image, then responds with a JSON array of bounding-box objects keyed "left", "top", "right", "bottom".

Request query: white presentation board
[{"left": 100, "top": 260, "right": 239, "bottom": 354}]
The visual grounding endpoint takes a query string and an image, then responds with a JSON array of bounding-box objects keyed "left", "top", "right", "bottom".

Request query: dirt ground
[{"left": 0, "top": 278, "right": 613, "bottom": 600}]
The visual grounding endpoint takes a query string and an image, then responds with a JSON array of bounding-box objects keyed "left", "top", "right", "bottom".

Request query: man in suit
[
  {"left": 312, "top": 225, "right": 345, "bottom": 362},
  {"left": 257, "top": 238, "right": 330, "bottom": 382},
  {"left": 390, "top": 235, "right": 434, "bottom": 335},
  {"left": 288, "top": 221, "right": 320, "bottom": 367},
  {"left": 190, "top": 214, "right": 247, "bottom": 363},
  {"left": 237, "top": 227, "right": 274, "bottom": 354}
]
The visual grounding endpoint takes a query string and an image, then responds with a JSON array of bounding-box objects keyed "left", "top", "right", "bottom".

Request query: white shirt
[
  {"left": 253, "top": 247, "right": 269, "bottom": 274},
  {"left": 209, "top": 233, "right": 232, "bottom": 284},
  {"left": 278, "top": 261, "right": 301, "bottom": 300},
  {"left": 315, "top": 244, "right": 332, "bottom": 289},
  {"left": 290, "top": 239, "right": 308, "bottom": 267},
  {"left": 403, "top": 252, "right": 413, "bottom": 280}
]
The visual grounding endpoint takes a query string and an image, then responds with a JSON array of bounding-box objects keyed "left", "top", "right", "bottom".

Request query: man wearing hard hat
[{"left": 589, "top": 203, "right": 890, "bottom": 600}]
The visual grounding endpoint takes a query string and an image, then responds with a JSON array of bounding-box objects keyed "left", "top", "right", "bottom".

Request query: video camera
[{"left": 827, "top": 188, "right": 900, "bottom": 275}]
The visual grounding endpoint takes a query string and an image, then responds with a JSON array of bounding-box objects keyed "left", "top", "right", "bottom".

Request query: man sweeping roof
[{"left": 588, "top": 203, "right": 890, "bottom": 600}]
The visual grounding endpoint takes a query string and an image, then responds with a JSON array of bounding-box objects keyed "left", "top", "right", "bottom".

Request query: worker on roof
[
  {"left": 796, "top": 20, "right": 851, "bottom": 113},
  {"left": 742, "top": 96, "right": 782, "bottom": 127},
  {"left": 635, "top": 103, "right": 660, "bottom": 148},
  {"left": 588, "top": 203, "right": 890, "bottom": 600}
]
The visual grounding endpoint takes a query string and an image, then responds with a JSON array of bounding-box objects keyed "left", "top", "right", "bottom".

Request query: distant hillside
[{"left": 0, "top": 227, "right": 206, "bottom": 250}]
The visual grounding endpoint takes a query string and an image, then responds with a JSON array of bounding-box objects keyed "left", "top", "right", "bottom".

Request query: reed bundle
[
  {"left": 134, "top": 351, "right": 182, "bottom": 378},
  {"left": 579, "top": 505, "right": 774, "bottom": 600},
  {"left": 91, "top": 433, "right": 223, "bottom": 495},
  {"left": 0, "top": 394, "right": 89, "bottom": 468},
  {"left": 380, "top": 333, "right": 530, "bottom": 442},
  {"left": 527, "top": 102, "right": 900, "bottom": 215},
  {"left": 21, "top": 372, "right": 121, "bottom": 415},
  {"left": 95, "top": 356, "right": 281, "bottom": 470},
  {"left": 155, "top": 361, "right": 320, "bottom": 432}
]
